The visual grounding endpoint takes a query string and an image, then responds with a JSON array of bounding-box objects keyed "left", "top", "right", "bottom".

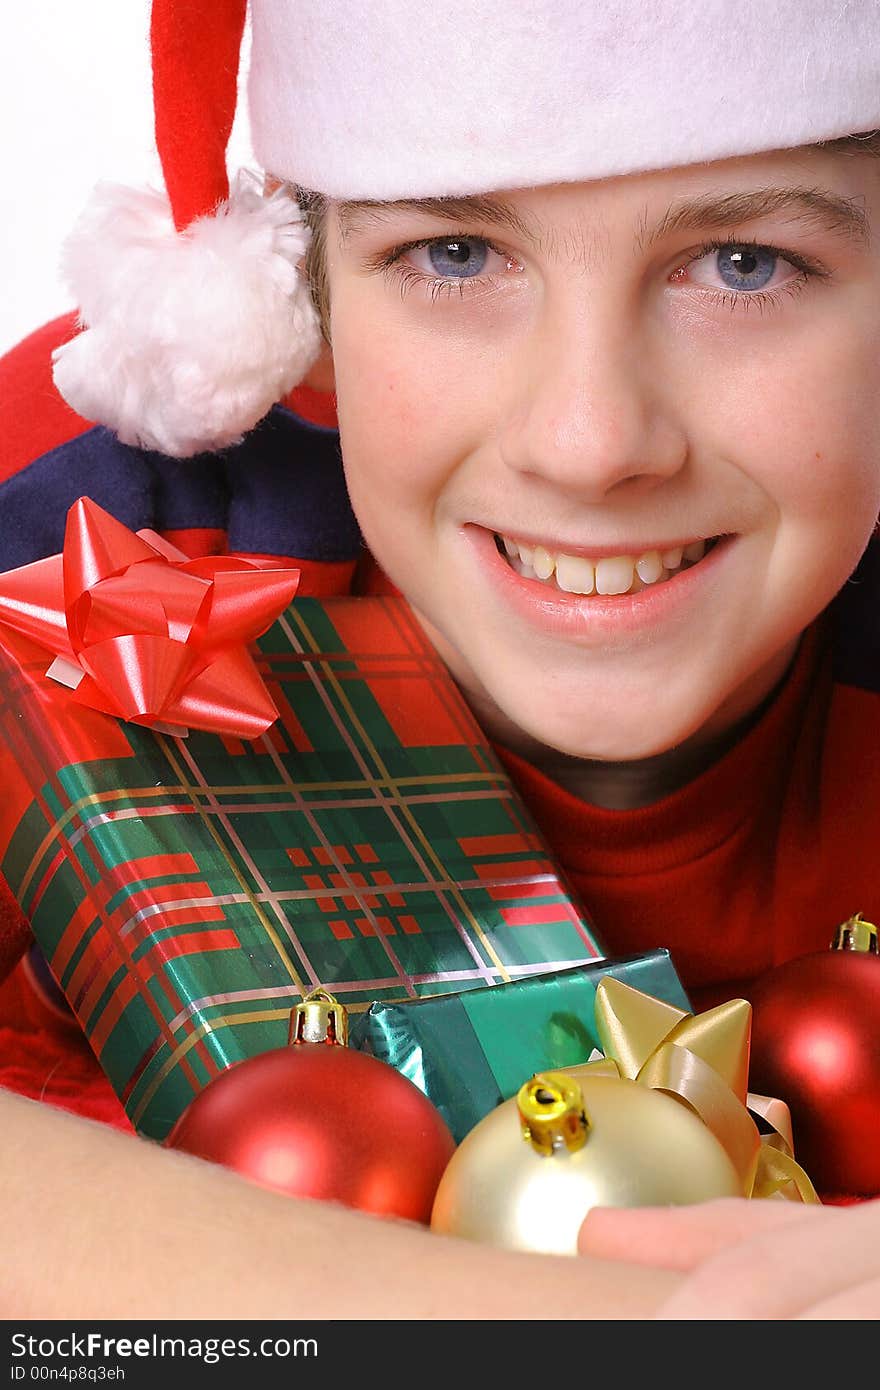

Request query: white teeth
[
  {"left": 517, "top": 541, "right": 535, "bottom": 567},
  {"left": 595, "top": 555, "right": 635, "bottom": 595},
  {"left": 556, "top": 554, "right": 595, "bottom": 594},
  {"left": 497, "top": 534, "right": 713, "bottom": 596},
  {"left": 532, "top": 545, "right": 555, "bottom": 580},
  {"left": 635, "top": 549, "right": 664, "bottom": 584},
  {"left": 683, "top": 539, "right": 706, "bottom": 563}
]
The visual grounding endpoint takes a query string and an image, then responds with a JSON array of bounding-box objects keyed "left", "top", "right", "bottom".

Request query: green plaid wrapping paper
[{"left": 0, "top": 596, "right": 606, "bottom": 1139}]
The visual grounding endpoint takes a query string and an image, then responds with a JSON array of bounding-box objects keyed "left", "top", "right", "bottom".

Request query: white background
[{"left": 0, "top": 2, "right": 254, "bottom": 357}]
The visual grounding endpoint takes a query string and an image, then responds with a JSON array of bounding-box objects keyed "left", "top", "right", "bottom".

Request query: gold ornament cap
[
  {"left": 288, "top": 987, "right": 349, "bottom": 1045},
  {"left": 831, "top": 912, "right": 879, "bottom": 955},
  {"left": 517, "top": 1071, "right": 589, "bottom": 1156}
]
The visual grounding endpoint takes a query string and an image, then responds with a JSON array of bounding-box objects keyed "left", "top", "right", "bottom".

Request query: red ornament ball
[
  {"left": 166, "top": 1043, "right": 457, "bottom": 1223},
  {"left": 748, "top": 947, "right": 880, "bottom": 1196}
]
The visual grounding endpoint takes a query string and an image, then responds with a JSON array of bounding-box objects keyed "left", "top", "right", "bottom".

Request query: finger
[
  {"left": 652, "top": 1200, "right": 880, "bottom": 1319},
  {"left": 796, "top": 1275, "right": 880, "bottom": 1320},
  {"left": 578, "top": 1197, "right": 825, "bottom": 1270}
]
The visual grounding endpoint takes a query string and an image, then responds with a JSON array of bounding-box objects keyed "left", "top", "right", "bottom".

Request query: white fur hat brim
[{"left": 249, "top": 0, "right": 880, "bottom": 199}]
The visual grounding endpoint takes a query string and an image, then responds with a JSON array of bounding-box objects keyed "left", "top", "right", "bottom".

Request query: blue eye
[
  {"left": 678, "top": 237, "right": 825, "bottom": 308},
  {"left": 715, "top": 245, "right": 778, "bottom": 291},
  {"left": 384, "top": 235, "right": 519, "bottom": 296},
  {"left": 426, "top": 238, "right": 489, "bottom": 278}
]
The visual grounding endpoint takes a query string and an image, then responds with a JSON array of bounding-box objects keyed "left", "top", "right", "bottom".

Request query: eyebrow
[
  {"left": 336, "top": 195, "right": 544, "bottom": 248},
  {"left": 336, "top": 185, "right": 870, "bottom": 255},
  {"left": 638, "top": 186, "right": 870, "bottom": 250}
]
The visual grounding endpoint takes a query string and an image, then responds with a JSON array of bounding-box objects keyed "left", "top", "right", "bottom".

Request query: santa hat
[
  {"left": 53, "top": 0, "right": 880, "bottom": 459},
  {"left": 52, "top": 0, "right": 323, "bottom": 460}
]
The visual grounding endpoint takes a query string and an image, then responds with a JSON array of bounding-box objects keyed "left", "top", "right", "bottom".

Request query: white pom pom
[{"left": 52, "top": 172, "right": 324, "bottom": 458}]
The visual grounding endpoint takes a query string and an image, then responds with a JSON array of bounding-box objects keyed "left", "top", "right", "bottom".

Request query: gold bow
[{"left": 562, "top": 978, "right": 819, "bottom": 1204}]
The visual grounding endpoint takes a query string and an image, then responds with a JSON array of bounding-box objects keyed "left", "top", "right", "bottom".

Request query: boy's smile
[
  {"left": 470, "top": 524, "right": 730, "bottom": 641},
  {"left": 320, "top": 144, "right": 880, "bottom": 802},
  {"left": 493, "top": 530, "right": 714, "bottom": 596}
]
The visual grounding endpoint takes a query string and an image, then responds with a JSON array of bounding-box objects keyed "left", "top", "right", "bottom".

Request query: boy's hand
[{"left": 578, "top": 1197, "right": 880, "bottom": 1318}]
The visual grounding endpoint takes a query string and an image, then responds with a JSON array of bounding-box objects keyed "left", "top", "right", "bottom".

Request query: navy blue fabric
[{"left": 0, "top": 405, "right": 362, "bottom": 571}]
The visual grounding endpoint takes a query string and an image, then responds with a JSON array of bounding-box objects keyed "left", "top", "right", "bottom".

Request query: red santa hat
[{"left": 52, "top": 0, "right": 880, "bottom": 459}]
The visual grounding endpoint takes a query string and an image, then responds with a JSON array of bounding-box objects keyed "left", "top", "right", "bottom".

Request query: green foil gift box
[
  {"left": 0, "top": 572, "right": 620, "bottom": 1138},
  {"left": 349, "top": 949, "right": 691, "bottom": 1142}
]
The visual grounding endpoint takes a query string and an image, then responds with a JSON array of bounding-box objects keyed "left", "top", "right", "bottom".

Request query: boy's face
[{"left": 322, "top": 146, "right": 880, "bottom": 763}]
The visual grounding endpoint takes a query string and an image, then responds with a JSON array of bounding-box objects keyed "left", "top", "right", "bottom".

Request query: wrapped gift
[
  {"left": 348, "top": 948, "right": 691, "bottom": 1142},
  {"left": 0, "top": 503, "right": 613, "bottom": 1139}
]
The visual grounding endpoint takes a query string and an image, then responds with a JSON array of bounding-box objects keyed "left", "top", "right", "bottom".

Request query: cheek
[
  {"left": 330, "top": 277, "right": 512, "bottom": 464},
  {"left": 330, "top": 292, "right": 500, "bottom": 542},
  {"left": 690, "top": 327, "right": 880, "bottom": 525},
  {"left": 329, "top": 307, "right": 461, "bottom": 582},
  {"left": 334, "top": 336, "right": 434, "bottom": 551},
  {"left": 333, "top": 321, "right": 426, "bottom": 466}
]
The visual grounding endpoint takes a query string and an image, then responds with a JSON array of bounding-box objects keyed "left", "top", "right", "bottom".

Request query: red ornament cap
[
  {"left": 831, "top": 912, "right": 878, "bottom": 954},
  {"left": 288, "top": 987, "right": 349, "bottom": 1046}
]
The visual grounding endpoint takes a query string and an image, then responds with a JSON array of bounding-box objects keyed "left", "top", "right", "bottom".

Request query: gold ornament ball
[{"left": 430, "top": 1071, "right": 742, "bottom": 1255}]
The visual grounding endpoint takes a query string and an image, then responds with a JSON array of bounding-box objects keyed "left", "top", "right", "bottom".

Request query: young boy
[{"left": 1, "top": 0, "right": 879, "bottom": 1319}]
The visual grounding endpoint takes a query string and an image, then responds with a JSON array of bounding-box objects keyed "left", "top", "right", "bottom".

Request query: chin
[{"left": 498, "top": 695, "right": 697, "bottom": 764}]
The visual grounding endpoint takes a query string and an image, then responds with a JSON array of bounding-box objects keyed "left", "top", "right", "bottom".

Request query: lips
[{"left": 460, "top": 525, "right": 732, "bottom": 645}]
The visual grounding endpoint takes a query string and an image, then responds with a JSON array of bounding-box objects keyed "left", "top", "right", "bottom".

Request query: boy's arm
[{"left": 1, "top": 1086, "right": 679, "bottom": 1320}]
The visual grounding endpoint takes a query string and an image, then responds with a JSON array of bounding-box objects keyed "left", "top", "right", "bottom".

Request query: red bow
[{"left": 0, "top": 496, "right": 300, "bottom": 739}]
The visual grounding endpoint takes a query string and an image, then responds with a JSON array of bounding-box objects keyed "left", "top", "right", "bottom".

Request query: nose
[{"left": 497, "top": 299, "right": 688, "bottom": 500}]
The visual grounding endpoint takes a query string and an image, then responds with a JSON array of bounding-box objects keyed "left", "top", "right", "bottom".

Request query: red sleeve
[{"left": 0, "top": 313, "right": 94, "bottom": 484}]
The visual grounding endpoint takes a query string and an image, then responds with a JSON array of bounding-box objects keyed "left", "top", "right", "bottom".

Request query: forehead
[{"left": 333, "top": 144, "right": 876, "bottom": 250}]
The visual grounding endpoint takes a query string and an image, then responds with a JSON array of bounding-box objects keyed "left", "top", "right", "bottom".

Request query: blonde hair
[{"left": 294, "top": 188, "right": 331, "bottom": 342}]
